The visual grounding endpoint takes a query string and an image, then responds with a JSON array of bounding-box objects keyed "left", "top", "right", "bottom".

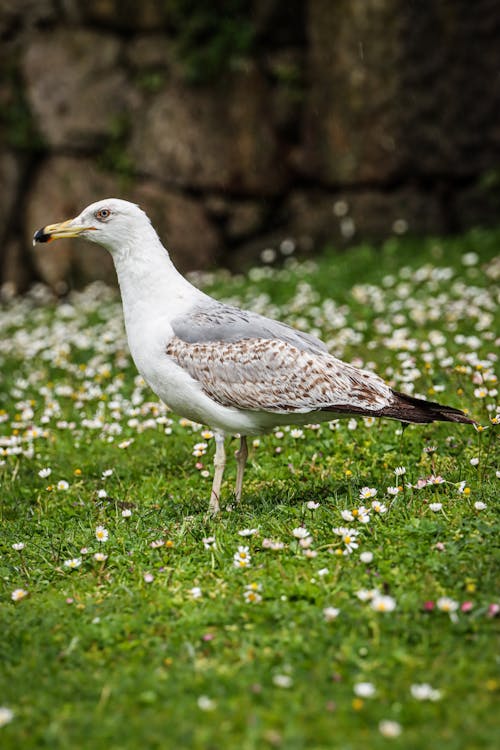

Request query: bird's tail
[
  {"left": 379, "top": 390, "right": 475, "bottom": 425},
  {"left": 325, "top": 390, "right": 475, "bottom": 425}
]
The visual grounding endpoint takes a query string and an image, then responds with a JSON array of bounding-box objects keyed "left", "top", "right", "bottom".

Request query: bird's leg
[
  {"left": 208, "top": 432, "right": 226, "bottom": 515},
  {"left": 234, "top": 435, "right": 248, "bottom": 503}
]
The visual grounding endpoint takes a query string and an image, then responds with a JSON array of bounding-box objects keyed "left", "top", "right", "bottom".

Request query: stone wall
[{"left": 1, "top": 0, "right": 499, "bottom": 290}]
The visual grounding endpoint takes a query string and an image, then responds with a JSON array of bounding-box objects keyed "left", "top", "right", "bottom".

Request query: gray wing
[
  {"left": 166, "top": 336, "right": 393, "bottom": 414},
  {"left": 171, "top": 301, "right": 328, "bottom": 356}
]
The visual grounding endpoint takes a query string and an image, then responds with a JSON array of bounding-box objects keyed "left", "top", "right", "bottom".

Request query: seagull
[{"left": 34, "top": 198, "right": 474, "bottom": 513}]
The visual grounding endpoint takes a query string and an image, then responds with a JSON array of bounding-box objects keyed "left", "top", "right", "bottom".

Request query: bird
[{"left": 33, "top": 198, "right": 474, "bottom": 514}]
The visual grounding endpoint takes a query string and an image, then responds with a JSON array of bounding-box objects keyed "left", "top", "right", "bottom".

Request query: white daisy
[
  {"left": 95, "top": 526, "right": 109, "bottom": 542},
  {"left": 371, "top": 594, "right": 397, "bottom": 612}
]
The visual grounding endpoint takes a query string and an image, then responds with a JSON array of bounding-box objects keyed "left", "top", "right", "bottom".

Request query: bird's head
[{"left": 33, "top": 198, "right": 153, "bottom": 255}]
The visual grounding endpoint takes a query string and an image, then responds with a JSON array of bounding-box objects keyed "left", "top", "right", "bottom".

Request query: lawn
[{"left": 0, "top": 230, "right": 498, "bottom": 749}]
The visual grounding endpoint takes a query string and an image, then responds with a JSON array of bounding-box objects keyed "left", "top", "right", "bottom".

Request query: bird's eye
[{"left": 95, "top": 208, "right": 111, "bottom": 221}]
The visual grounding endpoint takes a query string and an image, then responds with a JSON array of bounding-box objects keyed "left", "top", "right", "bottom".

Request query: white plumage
[{"left": 33, "top": 198, "right": 473, "bottom": 513}]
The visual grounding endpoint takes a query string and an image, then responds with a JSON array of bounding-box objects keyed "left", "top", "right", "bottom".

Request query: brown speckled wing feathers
[{"left": 165, "top": 336, "right": 392, "bottom": 414}]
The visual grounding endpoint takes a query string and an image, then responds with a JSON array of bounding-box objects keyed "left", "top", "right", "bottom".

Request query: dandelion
[
  {"left": 121, "top": 508, "right": 132, "bottom": 517},
  {"left": 474, "top": 501, "right": 487, "bottom": 510},
  {"left": 197, "top": 696, "right": 216, "bottom": 711},
  {"left": 12, "top": 542, "right": 25, "bottom": 551},
  {"left": 437, "top": 596, "right": 458, "bottom": 613},
  {"left": 38, "top": 467, "right": 51, "bottom": 478},
  {"left": 11, "top": 588, "right": 28, "bottom": 602},
  {"left": 93, "top": 552, "right": 108, "bottom": 562},
  {"left": 64, "top": 558, "right": 82, "bottom": 569},
  {"left": 378, "top": 720, "right": 402, "bottom": 738},
  {"left": 0, "top": 707, "right": 14, "bottom": 727},
  {"left": 95, "top": 526, "right": 109, "bottom": 542},
  {"left": 233, "top": 546, "right": 251, "bottom": 568},
  {"left": 429, "top": 502, "right": 443, "bottom": 512},
  {"left": 354, "top": 682, "right": 376, "bottom": 698},
  {"left": 323, "top": 607, "right": 340, "bottom": 621},
  {"left": 410, "top": 684, "right": 442, "bottom": 701},
  {"left": 359, "top": 487, "right": 377, "bottom": 500},
  {"left": 371, "top": 594, "right": 397, "bottom": 612},
  {"left": 57, "top": 480, "right": 69, "bottom": 490}
]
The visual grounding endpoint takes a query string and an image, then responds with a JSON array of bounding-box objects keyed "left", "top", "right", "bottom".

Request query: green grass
[{"left": 0, "top": 230, "right": 499, "bottom": 749}]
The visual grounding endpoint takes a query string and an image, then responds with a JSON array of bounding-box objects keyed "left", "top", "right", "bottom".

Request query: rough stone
[
  {"left": 1, "top": 238, "right": 32, "bottom": 293},
  {"left": 125, "top": 35, "right": 174, "bottom": 70},
  {"left": 453, "top": 179, "right": 500, "bottom": 231},
  {"left": 286, "top": 188, "right": 445, "bottom": 245},
  {"left": 130, "top": 65, "right": 287, "bottom": 195},
  {"left": 0, "top": 151, "right": 20, "bottom": 242},
  {"left": 76, "top": 0, "right": 169, "bottom": 30},
  {"left": 1, "top": 0, "right": 499, "bottom": 290},
  {"left": 0, "top": 0, "right": 56, "bottom": 40},
  {"left": 130, "top": 182, "right": 221, "bottom": 272},
  {"left": 301, "top": 0, "right": 402, "bottom": 184},
  {"left": 25, "top": 156, "right": 118, "bottom": 288},
  {"left": 225, "top": 201, "right": 267, "bottom": 240},
  {"left": 302, "top": 0, "right": 500, "bottom": 184},
  {"left": 23, "top": 30, "right": 137, "bottom": 149}
]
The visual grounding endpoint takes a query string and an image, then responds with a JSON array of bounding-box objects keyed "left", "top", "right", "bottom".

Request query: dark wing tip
[{"left": 385, "top": 390, "right": 476, "bottom": 425}]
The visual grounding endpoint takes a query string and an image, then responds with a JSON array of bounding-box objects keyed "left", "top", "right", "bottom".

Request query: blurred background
[{"left": 1, "top": 0, "right": 499, "bottom": 292}]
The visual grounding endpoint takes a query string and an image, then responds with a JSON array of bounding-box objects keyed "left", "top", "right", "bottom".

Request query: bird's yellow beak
[{"left": 33, "top": 219, "right": 96, "bottom": 245}]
